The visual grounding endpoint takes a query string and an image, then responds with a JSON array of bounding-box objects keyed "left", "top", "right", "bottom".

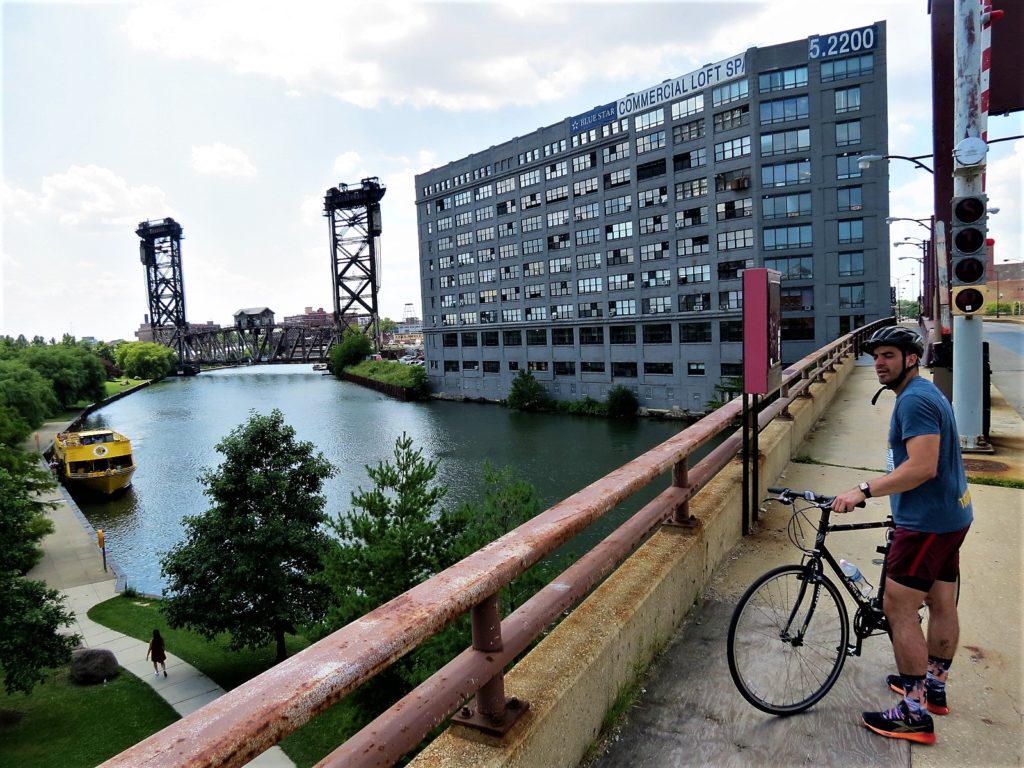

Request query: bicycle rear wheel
[{"left": 728, "top": 564, "right": 850, "bottom": 715}]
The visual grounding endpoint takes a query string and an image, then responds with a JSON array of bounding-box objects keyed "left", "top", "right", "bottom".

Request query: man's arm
[{"left": 832, "top": 433, "right": 939, "bottom": 512}]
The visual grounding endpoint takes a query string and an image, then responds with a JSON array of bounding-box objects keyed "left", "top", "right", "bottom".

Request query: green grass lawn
[
  {"left": 88, "top": 594, "right": 367, "bottom": 767},
  {"left": 0, "top": 667, "right": 179, "bottom": 768}
]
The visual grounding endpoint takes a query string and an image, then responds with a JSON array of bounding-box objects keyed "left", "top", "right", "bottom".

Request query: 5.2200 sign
[{"left": 808, "top": 25, "right": 876, "bottom": 60}]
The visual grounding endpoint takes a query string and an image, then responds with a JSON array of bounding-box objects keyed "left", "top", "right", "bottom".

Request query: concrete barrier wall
[{"left": 411, "top": 352, "right": 857, "bottom": 768}]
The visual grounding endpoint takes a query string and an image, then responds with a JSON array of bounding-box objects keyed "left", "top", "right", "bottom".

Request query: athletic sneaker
[
  {"left": 862, "top": 701, "right": 936, "bottom": 744},
  {"left": 886, "top": 674, "right": 950, "bottom": 715}
]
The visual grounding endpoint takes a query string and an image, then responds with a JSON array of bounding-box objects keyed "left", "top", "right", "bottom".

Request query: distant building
[
  {"left": 134, "top": 315, "right": 221, "bottom": 342},
  {"left": 283, "top": 306, "right": 332, "bottom": 326},
  {"left": 233, "top": 307, "right": 276, "bottom": 329},
  {"left": 415, "top": 24, "right": 890, "bottom": 409}
]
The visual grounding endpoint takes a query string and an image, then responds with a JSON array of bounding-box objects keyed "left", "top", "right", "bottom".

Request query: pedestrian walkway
[
  {"left": 589, "top": 359, "right": 1023, "bottom": 768},
  {"left": 24, "top": 420, "right": 295, "bottom": 768}
]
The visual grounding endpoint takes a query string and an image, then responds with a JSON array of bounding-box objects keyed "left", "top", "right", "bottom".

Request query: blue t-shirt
[{"left": 887, "top": 376, "right": 973, "bottom": 532}]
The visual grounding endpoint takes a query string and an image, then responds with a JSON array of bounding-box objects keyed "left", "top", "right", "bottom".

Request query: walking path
[{"left": 25, "top": 421, "right": 294, "bottom": 768}]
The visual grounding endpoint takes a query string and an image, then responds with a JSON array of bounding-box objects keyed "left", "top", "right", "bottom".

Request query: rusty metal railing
[{"left": 101, "top": 320, "right": 890, "bottom": 768}]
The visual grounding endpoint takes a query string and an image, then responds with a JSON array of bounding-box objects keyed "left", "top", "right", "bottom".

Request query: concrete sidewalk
[
  {"left": 24, "top": 421, "right": 294, "bottom": 768},
  {"left": 591, "top": 359, "right": 1023, "bottom": 768}
]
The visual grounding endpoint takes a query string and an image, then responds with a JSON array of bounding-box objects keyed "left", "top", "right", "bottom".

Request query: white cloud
[
  {"left": 332, "top": 151, "right": 363, "bottom": 177},
  {"left": 2, "top": 165, "right": 174, "bottom": 229},
  {"left": 190, "top": 142, "right": 257, "bottom": 178}
]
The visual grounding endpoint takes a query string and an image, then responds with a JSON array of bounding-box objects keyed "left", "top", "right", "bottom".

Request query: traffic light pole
[{"left": 951, "top": 0, "right": 987, "bottom": 450}]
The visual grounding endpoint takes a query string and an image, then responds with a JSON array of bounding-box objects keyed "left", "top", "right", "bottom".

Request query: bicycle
[{"left": 726, "top": 487, "right": 895, "bottom": 716}]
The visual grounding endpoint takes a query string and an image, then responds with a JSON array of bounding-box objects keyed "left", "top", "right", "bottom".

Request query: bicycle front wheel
[{"left": 727, "top": 564, "right": 849, "bottom": 715}]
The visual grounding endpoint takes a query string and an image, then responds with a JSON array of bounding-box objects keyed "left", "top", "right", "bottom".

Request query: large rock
[{"left": 69, "top": 648, "right": 120, "bottom": 685}]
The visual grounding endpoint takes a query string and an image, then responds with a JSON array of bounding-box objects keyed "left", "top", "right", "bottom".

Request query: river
[{"left": 78, "top": 365, "right": 698, "bottom": 594}]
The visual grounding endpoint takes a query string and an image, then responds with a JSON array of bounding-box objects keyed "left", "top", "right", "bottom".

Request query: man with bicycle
[{"left": 831, "top": 326, "right": 973, "bottom": 744}]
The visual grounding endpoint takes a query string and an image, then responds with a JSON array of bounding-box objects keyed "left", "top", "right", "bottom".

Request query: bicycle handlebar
[{"left": 766, "top": 487, "right": 866, "bottom": 509}]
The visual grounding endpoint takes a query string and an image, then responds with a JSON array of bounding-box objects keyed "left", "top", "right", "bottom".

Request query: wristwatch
[{"left": 858, "top": 481, "right": 873, "bottom": 498}]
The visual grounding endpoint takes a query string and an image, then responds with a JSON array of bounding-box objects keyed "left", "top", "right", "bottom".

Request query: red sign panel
[{"left": 743, "top": 268, "right": 782, "bottom": 394}]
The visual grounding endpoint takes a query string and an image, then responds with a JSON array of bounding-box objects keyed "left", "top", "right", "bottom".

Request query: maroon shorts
[{"left": 887, "top": 525, "right": 970, "bottom": 592}]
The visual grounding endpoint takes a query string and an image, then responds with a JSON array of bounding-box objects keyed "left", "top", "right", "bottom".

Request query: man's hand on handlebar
[{"left": 831, "top": 487, "right": 868, "bottom": 513}]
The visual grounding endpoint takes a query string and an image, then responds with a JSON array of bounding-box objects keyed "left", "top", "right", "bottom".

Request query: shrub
[
  {"left": 606, "top": 385, "right": 639, "bottom": 419},
  {"left": 567, "top": 396, "right": 608, "bottom": 417},
  {"left": 506, "top": 370, "right": 553, "bottom": 412},
  {"left": 329, "top": 329, "right": 373, "bottom": 373}
]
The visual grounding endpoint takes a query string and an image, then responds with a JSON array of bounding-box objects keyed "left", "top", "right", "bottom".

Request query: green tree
[
  {"left": 606, "top": 385, "right": 639, "bottom": 419},
  {"left": 329, "top": 327, "right": 373, "bottom": 373},
  {"left": 20, "top": 345, "right": 105, "bottom": 409},
  {"left": 0, "top": 359, "right": 59, "bottom": 440},
  {"left": 506, "top": 369, "right": 553, "bottom": 412},
  {"left": 378, "top": 317, "right": 397, "bottom": 333},
  {"left": 0, "top": 450, "right": 77, "bottom": 695},
  {"left": 160, "top": 409, "right": 336, "bottom": 662},
  {"left": 114, "top": 341, "right": 177, "bottom": 380}
]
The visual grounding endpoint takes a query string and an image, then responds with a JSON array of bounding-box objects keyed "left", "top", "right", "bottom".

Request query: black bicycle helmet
[
  {"left": 862, "top": 326, "right": 924, "bottom": 357},
  {"left": 863, "top": 327, "right": 925, "bottom": 404}
]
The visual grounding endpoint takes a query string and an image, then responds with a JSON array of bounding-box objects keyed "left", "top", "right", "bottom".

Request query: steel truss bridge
[{"left": 136, "top": 177, "right": 386, "bottom": 370}]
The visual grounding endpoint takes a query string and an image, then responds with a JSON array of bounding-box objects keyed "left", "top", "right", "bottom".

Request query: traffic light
[{"left": 949, "top": 193, "right": 988, "bottom": 315}]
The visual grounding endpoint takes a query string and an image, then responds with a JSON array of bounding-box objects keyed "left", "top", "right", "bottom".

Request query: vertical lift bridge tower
[
  {"left": 324, "top": 177, "right": 386, "bottom": 350},
  {"left": 137, "top": 218, "right": 188, "bottom": 364}
]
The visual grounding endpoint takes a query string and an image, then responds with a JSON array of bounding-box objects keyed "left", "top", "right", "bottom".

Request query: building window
[
  {"left": 578, "top": 277, "right": 603, "bottom": 294},
  {"left": 762, "top": 159, "right": 812, "bottom": 187},
  {"left": 676, "top": 178, "right": 708, "bottom": 200},
  {"left": 610, "top": 325, "right": 636, "bottom": 344},
  {"left": 578, "top": 302, "right": 603, "bottom": 318},
  {"left": 717, "top": 229, "right": 754, "bottom": 251},
  {"left": 527, "top": 360, "right": 549, "bottom": 372},
  {"left": 605, "top": 221, "right": 633, "bottom": 241},
  {"left": 763, "top": 224, "right": 813, "bottom": 250},
  {"left": 679, "top": 293, "right": 711, "bottom": 312},
  {"left": 579, "top": 326, "right": 604, "bottom": 344},
  {"left": 758, "top": 65, "right": 808, "bottom": 92},
  {"left": 673, "top": 148, "right": 707, "bottom": 171},
  {"left": 496, "top": 177, "right": 516, "bottom": 195},
  {"left": 603, "top": 141, "right": 631, "bottom": 164},
  {"left": 552, "top": 327, "right": 574, "bottom": 345},
  {"left": 835, "top": 86, "right": 862, "bottom": 113},
  {"left": 839, "top": 284, "right": 866, "bottom": 308},
  {"left": 577, "top": 251, "right": 602, "bottom": 270},
  {"left": 634, "top": 107, "right": 665, "bottom": 131},
  {"left": 642, "top": 269, "right": 671, "bottom": 287},
  {"left": 716, "top": 198, "right": 752, "bottom": 221},
  {"left": 836, "top": 119, "right": 862, "bottom": 147},
  {"left": 574, "top": 201, "right": 601, "bottom": 222},
  {"left": 608, "top": 247, "right": 635, "bottom": 266},
  {"left": 718, "top": 259, "right": 751, "bottom": 280},
  {"left": 687, "top": 362, "right": 706, "bottom": 376},
  {"left": 675, "top": 206, "right": 708, "bottom": 229},
  {"left": 637, "top": 159, "right": 667, "bottom": 181},
  {"left": 521, "top": 192, "right": 542, "bottom": 211},
  {"left": 821, "top": 53, "right": 874, "bottom": 82},
  {"left": 523, "top": 238, "right": 544, "bottom": 255},
  {"left": 554, "top": 361, "right": 576, "bottom": 376},
  {"left": 483, "top": 360, "right": 500, "bottom": 373},
  {"left": 640, "top": 215, "right": 668, "bottom": 234},
  {"left": 499, "top": 243, "right": 519, "bottom": 260},
  {"left": 608, "top": 273, "right": 635, "bottom": 291},
  {"left": 500, "top": 308, "right": 520, "bottom": 322},
  {"left": 760, "top": 128, "right": 811, "bottom": 157},
  {"left": 781, "top": 318, "right": 816, "bottom": 340},
  {"left": 503, "top": 330, "right": 522, "bottom": 346},
  {"left": 604, "top": 194, "right": 632, "bottom": 216},
  {"left": 551, "top": 303, "right": 573, "bottom": 320},
  {"left": 444, "top": 360, "right": 460, "bottom": 372},
  {"left": 714, "top": 136, "right": 751, "bottom": 162},
  {"left": 838, "top": 219, "right": 864, "bottom": 244},
  {"left": 764, "top": 255, "right": 813, "bottom": 279},
  {"left": 638, "top": 186, "right": 668, "bottom": 209},
  {"left": 482, "top": 331, "right": 499, "bottom": 346},
  {"left": 677, "top": 236, "right": 709, "bottom": 257},
  {"left": 546, "top": 186, "right": 569, "bottom": 204},
  {"left": 608, "top": 299, "right": 636, "bottom": 317},
  {"left": 525, "top": 283, "right": 545, "bottom": 300},
  {"left": 572, "top": 151, "right": 597, "bottom": 173},
  {"left": 759, "top": 95, "right": 809, "bottom": 125},
  {"left": 573, "top": 177, "right": 599, "bottom": 197},
  {"left": 643, "top": 296, "right": 672, "bottom": 314},
  {"left": 644, "top": 362, "right": 674, "bottom": 375},
  {"left": 678, "top": 263, "right": 711, "bottom": 284},
  {"left": 720, "top": 320, "right": 743, "bottom": 342},
  {"left": 519, "top": 169, "right": 541, "bottom": 188},
  {"left": 475, "top": 206, "right": 493, "bottom": 221},
  {"left": 604, "top": 169, "right": 631, "bottom": 189},
  {"left": 781, "top": 286, "right": 814, "bottom": 311},
  {"left": 500, "top": 265, "right": 520, "bottom": 281},
  {"left": 671, "top": 93, "right": 704, "bottom": 120},
  {"left": 548, "top": 233, "right": 571, "bottom": 251},
  {"left": 637, "top": 130, "right": 667, "bottom": 154},
  {"left": 442, "top": 333, "right": 458, "bottom": 347},
  {"left": 719, "top": 290, "right": 742, "bottom": 310},
  {"left": 763, "top": 192, "right": 811, "bottom": 220},
  {"left": 679, "top": 321, "right": 712, "bottom": 343},
  {"left": 461, "top": 331, "right": 479, "bottom": 347},
  {"left": 837, "top": 186, "right": 863, "bottom": 212},
  {"left": 612, "top": 361, "right": 638, "bottom": 378},
  {"left": 712, "top": 79, "right": 749, "bottom": 106},
  {"left": 714, "top": 105, "right": 750, "bottom": 132},
  {"left": 581, "top": 361, "right": 605, "bottom": 373},
  {"left": 526, "top": 328, "right": 547, "bottom": 344},
  {"left": 673, "top": 117, "right": 705, "bottom": 143},
  {"left": 839, "top": 251, "right": 864, "bottom": 276}
]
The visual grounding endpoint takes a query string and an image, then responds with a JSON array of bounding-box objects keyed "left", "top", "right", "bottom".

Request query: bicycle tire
[{"left": 728, "top": 564, "right": 850, "bottom": 715}]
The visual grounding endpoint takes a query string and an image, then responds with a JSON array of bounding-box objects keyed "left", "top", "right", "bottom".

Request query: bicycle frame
[{"left": 799, "top": 506, "right": 893, "bottom": 657}]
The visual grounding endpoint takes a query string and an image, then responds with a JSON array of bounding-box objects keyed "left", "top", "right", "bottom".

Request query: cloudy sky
[{"left": 3, "top": 0, "right": 1021, "bottom": 342}]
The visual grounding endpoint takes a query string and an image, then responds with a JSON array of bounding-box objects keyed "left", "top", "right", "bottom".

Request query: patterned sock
[
  {"left": 927, "top": 655, "right": 953, "bottom": 694},
  {"left": 900, "top": 674, "right": 927, "bottom": 718}
]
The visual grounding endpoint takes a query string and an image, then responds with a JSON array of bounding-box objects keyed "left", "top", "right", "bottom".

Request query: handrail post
[
  {"left": 452, "top": 593, "right": 529, "bottom": 736},
  {"left": 664, "top": 458, "right": 699, "bottom": 531}
]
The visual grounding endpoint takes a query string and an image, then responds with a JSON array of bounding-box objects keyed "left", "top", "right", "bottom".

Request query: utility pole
[{"left": 950, "top": 0, "right": 990, "bottom": 450}]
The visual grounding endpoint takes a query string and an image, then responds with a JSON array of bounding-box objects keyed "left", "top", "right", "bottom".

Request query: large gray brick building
[{"left": 415, "top": 23, "right": 889, "bottom": 410}]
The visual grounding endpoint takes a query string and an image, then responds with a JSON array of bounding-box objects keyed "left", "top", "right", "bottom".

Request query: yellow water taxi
[{"left": 52, "top": 429, "right": 136, "bottom": 496}]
